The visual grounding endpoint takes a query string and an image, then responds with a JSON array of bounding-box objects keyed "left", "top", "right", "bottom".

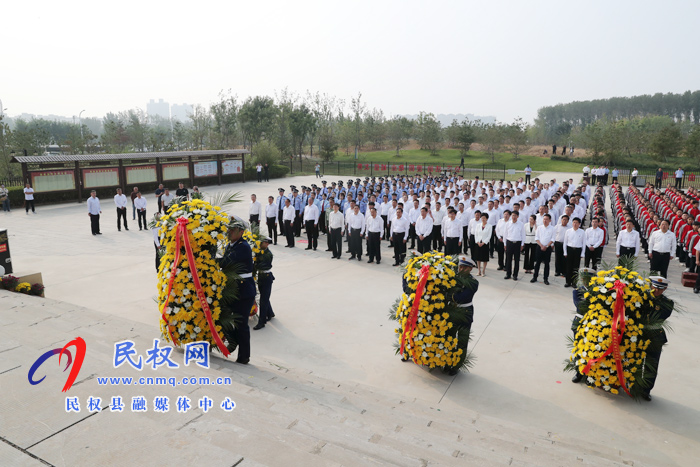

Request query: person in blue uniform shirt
[
  {"left": 253, "top": 236, "right": 275, "bottom": 330},
  {"left": 276, "top": 188, "right": 288, "bottom": 236},
  {"left": 218, "top": 218, "right": 255, "bottom": 364},
  {"left": 292, "top": 188, "right": 304, "bottom": 237}
]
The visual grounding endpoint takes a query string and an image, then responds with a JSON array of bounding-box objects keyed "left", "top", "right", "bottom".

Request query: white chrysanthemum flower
[
  {"left": 604, "top": 385, "right": 611, "bottom": 391},
  {"left": 212, "top": 284, "right": 217, "bottom": 291},
  {"left": 182, "top": 288, "right": 190, "bottom": 296},
  {"left": 206, "top": 297, "right": 212, "bottom": 304},
  {"left": 591, "top": 319, "right": 598, "bottom": 325},
  {"left": 598, "top": 336, "right": 603, "bottom": 342},
  {"left": 600, "top": 321, "right": 607, "bottom": 327},
  {"left": 630, "top": 336, "right": 637, "bottom": 343},
  {"left": 194, "top": 326, "right": 201, "bottom": 333},
  {"left": 587, "top": 377, "right": 594, "bottom": 383}
]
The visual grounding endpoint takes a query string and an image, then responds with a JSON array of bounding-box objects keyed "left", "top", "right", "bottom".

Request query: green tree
[
  {"left": 454, "top": 119, "right": 476, "bottom": 157},
  {"left": 238, "top": 96, "right": 277, "bottom": 148},
  {"left": 684, "top": 125, "right": 700, "bottom": 160},
  {"left": 189, "top": 104, "right": 212, "bottom": 150},
  {"left": 337, "top": 117, "right": 355, "bottom": 156},
  {"left": 416, "top": 111, "right": 442, "bottom": 156},
  {"left": 318, "top": 123, "right": 339, "bottom": 161},
  {"left": 172, "top": 120, "right": 188, "bottom": 151},
  {"left": 350, "top": 92, "right": 366, "bottom": 157},
  {"left": 101, "top": 114, "right": 129, "bottom": 152},
  {"left": 289, "top": 104, "right": 314, "bottom": 160},
  {"left": 0, "top": 116, "right": 16, "bottom": 177},
  {"left": 252, "top": 140, "right": 281, "bottom": 167},
  {"left": 210, "top": 90, "right": 238, "bottom": 149},
  {"left": 387, "top": 116, "right": 414, "bottom": 156},
  {"left": 505, "top": 118, "right": 530, "bottom": 160},
  {"left": 11, "top": 118, "right": 51, "bottom": 156},
  {"left": 126, "top": 109, "right": 149, "bottom": 152},
  {"left": 476, "top": 122, "right": 505, "bottom": 163},
  {"left": 649, "top": 123, "right": 683, "bottom": 162}
]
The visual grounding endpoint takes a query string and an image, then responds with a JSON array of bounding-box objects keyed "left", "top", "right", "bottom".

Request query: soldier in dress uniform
[
  {"left": 641, "top": 276, "right": 675, "bottom": 401},
  {"left": 254, "top": 236, "right": 275, "bottom": 330},
  {"left": 447, "top": 257, "right": 479, "bottom": 376},
  {"left": 218, "top": 218, "right": 255, "bottom": 364}
]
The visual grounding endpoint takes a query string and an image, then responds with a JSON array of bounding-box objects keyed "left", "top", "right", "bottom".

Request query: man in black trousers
[{"left": 282, "top": 198, "right": 295, "bottom": 248}]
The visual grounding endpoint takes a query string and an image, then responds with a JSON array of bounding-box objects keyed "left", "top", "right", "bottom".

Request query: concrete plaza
[{"left": 1, "top": 173, "right": 699, "bottom": 466}]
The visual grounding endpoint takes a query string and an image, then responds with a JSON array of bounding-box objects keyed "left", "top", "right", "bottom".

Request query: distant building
[
  {"left": 171, "top": 103, "right": 193, "bottom": 122},
  {"left": 147, "top": 99, "right": 170, "bottom": 120}
]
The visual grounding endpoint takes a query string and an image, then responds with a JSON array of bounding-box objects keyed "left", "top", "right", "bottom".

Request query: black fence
[
  {"left": 606, "top": 169, "right": 700, "bottom": 189},
  {"left": 0, "top": 177, "right": 24, "bottom": 187},
  {"left": 288, "top": 160, "right": 507, "bottom": 180}
]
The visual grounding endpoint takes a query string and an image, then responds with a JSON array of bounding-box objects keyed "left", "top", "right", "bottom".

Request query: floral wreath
[
  {"left": 566, "top": 265, "right": 674, "bottom": 399},
  {"left": 389, "top": 252, "right": 474, "bottom": 372}
]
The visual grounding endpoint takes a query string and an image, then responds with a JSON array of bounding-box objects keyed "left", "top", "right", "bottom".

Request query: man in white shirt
[
  {"left": 415, "top": 206, "right": 434, "bottom": 254},
  {"left": 249, "top": 194, "right": 262, "bottom": 225},
  {"left": 504, "top": 211, "right": 524, "bottom": 280},
  {"left": 531, "top": 213, "right": 555, "bottom": 285},
  {"left": 616, "top": 219, "right": 640, "bottom": 265},
  {"left": 563, "top": 217, "right": 586, "bottom": 287},
  {"left": 391, "top": 208, "right": 409, "bottom": 266},
  {"left": 431, "top": 201, "right": 446, "bottom": 252},
  {"left": 674, "top": 167, "right": 684, "bottom": 189},
  {"left": 554, "top": 214, "right": 572, "bottom": 277},
  {"left": 365, "top": 207, "right": 384, "bottom": 264},
  {"left": 282, "top": 198, "right": 296, "bottom": 248},
  {"left": 347, "top": 205, "right": 365, "bottom": 261},
  {"left": 631, "top": 168, "right": 639, "bottom": 186},
  {"left": 303, "top": 198, "right": 320, "bottom": 250},
  {"left": 442, "top": 208, "right": 463, "bottom": 255},
  {"left": 114, "top": 188, "right": 129, "bottom": 231},
  {"left": 87, "top": 190, "right": 102, "bottom": 236},
  {"left": 648, "top": 219, "right": 676, "bottom": 278},
  {"left": 495, "top": 210, "right": 510, "bottom": 270},
  {"left": 160, "top": 188, "right": 174, "bottom": 213},
  {"left": 265, "top": 196, "right": 278, "bottom": 245},
  {"left": 584, "top": 217, "right": 605, "bottom": 270},
  {"left": 328, "top": 203, "right": 345, "bottom": 259},
  {"left": 407, "top": 200, "right": 421, "bottom": 249},
  {"left": 23, "top": 183, "right": 36, "bottom": 214},
  {"left": 134, "top": 192, "right": 148, "bottom": 230}
]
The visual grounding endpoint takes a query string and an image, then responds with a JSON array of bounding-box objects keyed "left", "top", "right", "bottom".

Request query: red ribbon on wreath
[
  {"left": 582, "top": 280, "right": 631, "bottom": 397},
  {"left": 160, "top": 217, "right": 230, "bottom": 357},
  {"left": 400, "top": 264, "right": 431, "bottom": 362}
]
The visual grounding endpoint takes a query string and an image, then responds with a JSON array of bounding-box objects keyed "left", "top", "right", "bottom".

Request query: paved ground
[{"left": 1, "top": 174, "right": 699, "bottom": 466}]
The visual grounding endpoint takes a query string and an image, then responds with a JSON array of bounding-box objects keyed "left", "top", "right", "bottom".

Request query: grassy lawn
[{"left": 333, "top": 148, "right": 584, "bottom": 173}]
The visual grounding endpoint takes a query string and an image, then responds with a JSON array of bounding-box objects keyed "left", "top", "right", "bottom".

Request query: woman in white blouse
[
  {"left": 473, "top": 212, "right": 493, "bottom": 276},
  {"left": 523, "top": 214, "right": 538, "bottom": 274}
]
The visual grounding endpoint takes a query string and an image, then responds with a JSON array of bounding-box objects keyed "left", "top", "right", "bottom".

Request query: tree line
[
  {"left": 534, "top": 90, "right": 700, "bottom": 143},
  {"left": 0, "top": 89, "right": 532, "bottom": 178}
]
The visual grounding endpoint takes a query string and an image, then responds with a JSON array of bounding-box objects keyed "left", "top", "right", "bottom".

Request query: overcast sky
[{"left": 3, "top": 0, "right": 699, "bottom": 123}]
